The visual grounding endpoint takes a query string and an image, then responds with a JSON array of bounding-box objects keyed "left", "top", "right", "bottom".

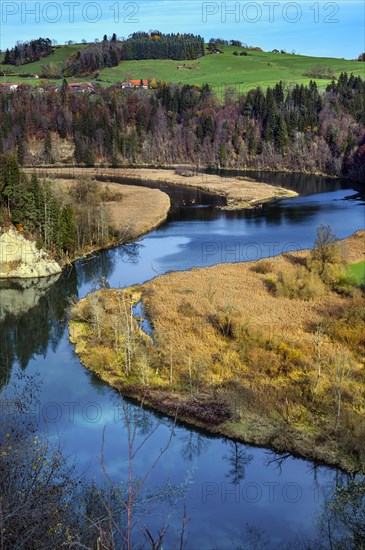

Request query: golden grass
[
  {"left": 139, "top": 231, "right": 365, "bottom": 470},
  {"left": 25, "top": 167, "right": 298, "bottom": 209},
  {"left": 53, "top": 178, "right": 170, "bottom": 240},
  {"left": 69, "top": 231, "right": 365, "bottom": 471}
]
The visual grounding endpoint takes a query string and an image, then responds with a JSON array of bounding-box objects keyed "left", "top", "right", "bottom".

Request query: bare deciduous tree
[
  {"left": 332, "top": 348, "right": 352, "bottom": 432},
  {"left": 100, "top": 399, "right": 181, "bottom": 550}
]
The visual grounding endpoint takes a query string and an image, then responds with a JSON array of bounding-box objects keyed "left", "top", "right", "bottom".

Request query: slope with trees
[
  {"left": 62, "top": 32, "right": 205, "bottom": 76},
  {"left": 1, "top": 74, "right": 364, "bottom": 181},
  {"left": 3, "top": 38, "right": 54, "bottom": 66}
]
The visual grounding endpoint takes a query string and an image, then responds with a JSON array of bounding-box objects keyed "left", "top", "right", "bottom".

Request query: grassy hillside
[
  {"left": 0, "top": 44, "right": 87, "bottom": 83},
  {"left": 1, "top": 43, "right": 364, "bottom": 91},
  {"left": 98, "top": 46, "right": 365, "bottom": 92}
]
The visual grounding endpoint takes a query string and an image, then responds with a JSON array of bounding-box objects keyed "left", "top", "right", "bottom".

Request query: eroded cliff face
[{"left": 0, "top": 228, "right": 62, "bottom": 279}]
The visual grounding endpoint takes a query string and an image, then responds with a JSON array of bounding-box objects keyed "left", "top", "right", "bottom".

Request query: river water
[{"left": 1, "top": 172, "right": 364, "bottom": 549}]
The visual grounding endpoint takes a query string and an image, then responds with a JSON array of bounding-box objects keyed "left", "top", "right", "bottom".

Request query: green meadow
[
  {"left": 0, "top": 44, "right": 87, "bottom": 84},
  {"left": 1, "top": 44, "right": 364, "bottom": 92},
  {"left": 98, "top": 46, "right": 365, "bottom": 92}
]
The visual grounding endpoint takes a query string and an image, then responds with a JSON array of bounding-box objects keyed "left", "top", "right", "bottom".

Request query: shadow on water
[{"left": 0, "top": 269, "right": 78, "bottom": 386}]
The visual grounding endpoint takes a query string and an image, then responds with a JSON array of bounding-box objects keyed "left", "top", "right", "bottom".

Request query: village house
[
  {"left": 67, "top": 82, "right": 94, "bottom": 93},
  {"left": 121, "top": 79, "right": 149, "bottom": 90}
]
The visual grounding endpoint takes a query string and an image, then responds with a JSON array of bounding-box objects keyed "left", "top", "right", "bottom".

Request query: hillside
[
  {"left": 2, "top": 73, "right": 364, "bottom": 180},
  {"left": 0, "top": 43, "right": 87, "bottom": 83},
  {"left": 97, "top": 46, "right": 365, "bottom": 92},
  {"left": 1, "top": 44, "right": 364, "bottom": 92}
]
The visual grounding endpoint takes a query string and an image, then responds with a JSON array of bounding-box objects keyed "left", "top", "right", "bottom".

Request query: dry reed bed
[
  {"left": 69, "top": 231, "right": 365, "bottom": 471},
  {"left": 54, "top": 178, "right": 171, "bottom": 240},
  {"left": 137, "top": 230, "right": 365, "bottom": 470},
  {"left": 141, "top": 231, "right": 364, "bottom": 361},
  {"left": 26, "top": 167, "right": 298, "bottom": 209}
]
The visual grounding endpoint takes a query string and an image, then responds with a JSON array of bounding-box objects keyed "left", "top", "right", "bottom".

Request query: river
[{"left": 1, "top": 172, "right": 364, "bottom": 549}]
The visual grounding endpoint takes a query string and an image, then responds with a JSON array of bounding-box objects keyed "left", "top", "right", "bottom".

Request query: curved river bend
[{"left": 1, "top": 172, "right": 364, "bottom": 549}]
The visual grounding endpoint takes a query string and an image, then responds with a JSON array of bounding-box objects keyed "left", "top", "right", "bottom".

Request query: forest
[
  {"left": 3, "top": 37, "right": 54, "bottom": 66},
  {"left": 1, "top": 73, "right": 364, "bottom": 181},
  {"left": 0, "top": 155, "right": 77, "bottom": 254},
  {"left": 0, "top": 156, "right": 123, "bottom": 257}
]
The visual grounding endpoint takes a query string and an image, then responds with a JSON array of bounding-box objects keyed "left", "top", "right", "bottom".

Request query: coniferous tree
[
  {"left": 4, "top": 49, "right": 11, "bottom": 64},
  {"left": 17, "top": 139, "right": 25, "bottom": 165},
  {"left": 1, "top": 155, "right": 20, "bottom": 214},
  {"left": 275, "top": 116, "right": 289, "bottom": 152},
  {"left": 264, "top": 111, "right": 276, "bottom": 142},
  {"left": 58, "top": 204, "right": 77, "bottom": 253},
  {"left": 44, "top": 131, "right": 53, "bottom": 164}
]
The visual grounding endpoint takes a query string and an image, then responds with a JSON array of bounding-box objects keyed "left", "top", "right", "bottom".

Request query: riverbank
[
  {"left": 0, "top": 177, "right": 171, "bottom": 279},
  {"left": 1, "top": 152, "right": 174, "bottom": 280},
  {"left": 54, "top": 178, "right": 171, "bottom": 244},
  {"left": 25, "top": 167, "right": 298, "bottom": 209},
  {"left": 69, "top": 230, "right": 365, "bottom": 473}
]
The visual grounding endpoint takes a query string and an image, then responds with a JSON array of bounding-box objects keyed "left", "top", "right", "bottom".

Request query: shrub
[
  {"left": 309, "top": 224, "right": 344, "bottom": 282},
  {"left": 88, "top": 345, "right": 115, "bottom": 371},
  {"left": 332, "top": 272, "right": 358, "bottom": 295},
  {"left": 265, "top": 275, "right": 277, "bottom": 293},
  {"left": 252, "top": 259, "right": 273, "bottom": 274},
  {"left": 207, "top": 306, "right": 238, "bottom": 338},
  {"left": 70, "top": 298, "right": 93, "bottom": 323},
  {"left": 319, "top": 263, "right": 347, "bottom": 288},
  {"left": 274, "top": 269, "right": 325, "bottom": 300},
  {"left": 177, "top": 299, "right": 198, "bottom": 317}
]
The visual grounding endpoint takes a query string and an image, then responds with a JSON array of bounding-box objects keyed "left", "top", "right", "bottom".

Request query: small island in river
[{"left": 25, "top": 166, "right": 298, "bottom": 210}]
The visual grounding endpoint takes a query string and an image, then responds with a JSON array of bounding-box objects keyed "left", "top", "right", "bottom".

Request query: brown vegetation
[
  {"left": 69, "top": 231, "right": 365, "bottom": 472},
  {"left": 30, "top": 167, "right": 297, "bottom": 210},
  {"left": 54, "top": 177, "right": 170, "bottom": 243}
]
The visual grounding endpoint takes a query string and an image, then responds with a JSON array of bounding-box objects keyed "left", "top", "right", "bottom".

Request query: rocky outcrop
[
  {"left": 0, "top": 228, "right": 62, "bottom": 279},
  {"left": 0, "top": 275, "right": 60, "bottom": 321}
]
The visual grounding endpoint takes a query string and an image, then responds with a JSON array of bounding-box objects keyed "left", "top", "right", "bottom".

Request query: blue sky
[{"left": 1, "top": 0, "right": 364, "bottom": 59}]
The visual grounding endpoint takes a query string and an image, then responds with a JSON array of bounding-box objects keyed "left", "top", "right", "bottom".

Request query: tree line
[
  {"left": 120, "top": 31, "right": 205, "bottom": 61},
  {"left": 3, "top": 37, "right": 54, "bottom": 66},
  {"left": 0, "top": 73, "right": 364, "bottom": 181},
  {"left": 62, "top": 32, "right": 205, "bottom": 76},
  {"left": 3, "top": 32, "right": 204, "bottom": 76},
  {"left": 0, "top": 155, "right": 77, "bottom": 254}
]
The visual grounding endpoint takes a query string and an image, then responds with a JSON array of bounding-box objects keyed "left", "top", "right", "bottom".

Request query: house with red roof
[{"left": 121, "top": 79, "right": 149, "bottom": 90}]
